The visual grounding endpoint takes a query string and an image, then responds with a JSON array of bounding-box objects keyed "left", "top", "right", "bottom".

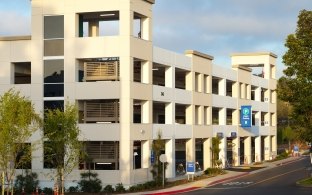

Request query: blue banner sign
[
  {"left": 151, "top": 150, "right": 155, "bottom": 164},
  {"left": 241, "top": 105, "right": 252, "bottom": 127},
  {"left": 186, "top": 162, "right": 195, "bottom": 173}
]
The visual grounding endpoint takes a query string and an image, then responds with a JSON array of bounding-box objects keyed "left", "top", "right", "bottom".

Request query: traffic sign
[
  {"left": 186, "top": 162, "right": 195, "bottom": 174},
  {"left": 241, "top": 105, "right": 252, "bottom": 127}
]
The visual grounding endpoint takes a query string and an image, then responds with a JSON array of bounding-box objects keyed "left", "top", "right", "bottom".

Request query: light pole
[{"left": 133, "top": 152, "right": 138, "bottom": 185}]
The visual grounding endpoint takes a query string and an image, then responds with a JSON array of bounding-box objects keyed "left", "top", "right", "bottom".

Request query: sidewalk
[{"left": 125, "top": 156, "right": 304, "bottom": 195}]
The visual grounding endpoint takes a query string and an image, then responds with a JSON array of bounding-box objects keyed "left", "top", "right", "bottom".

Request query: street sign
[
  {"left": 159, "top": 154, "right": 167, "bottom": 163},
  {"left": 217, "top": 132, "right": 223, "bottom": 138},
  {"left": 151, "top": 150, "right": 155, "bottom": 164},
  {"left": 186, "top": 162, "right": 195, "bottom": 174},
  {"left": 231, "top": 132, "right": 237, "bottom": 138},
  {"left": 241, "top": 105, "right": 252, "bottom": 127}
]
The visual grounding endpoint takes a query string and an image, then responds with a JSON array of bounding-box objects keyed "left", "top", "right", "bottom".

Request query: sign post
[
  {"left": 159, "top": 154, "right": 167, "bottom": 188},
  {"left": 241, "top": 105, "right": 252, "bottom": 127},
  {"left": 186, "top": 162, "right": 195, "bottom": 181}
]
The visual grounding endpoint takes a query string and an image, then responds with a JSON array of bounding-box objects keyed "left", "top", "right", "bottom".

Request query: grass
[{"left": 297, "top": 177, "right": 312, "bottom": 186}]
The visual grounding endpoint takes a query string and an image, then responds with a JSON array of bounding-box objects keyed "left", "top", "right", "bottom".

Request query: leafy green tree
[
  {"left": 43, "top": 102, "right": 83, "bottom": 195},
  {"left": 150, "top": 131, "right": 166, "bottom": 186},
  {"left": 0, "top": 89, "right": 41, "bottom": 195},
  {"left": 282, "top": 126, "right": 296, "bottom": 152},
  {"left": 211, "top": 137, "right": 221, "bottom": 168},
  {"left": 278, "top": 9, "right": 312, "bottom": 143}
]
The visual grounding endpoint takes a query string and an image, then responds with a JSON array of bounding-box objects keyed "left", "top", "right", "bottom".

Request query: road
[{"left": 183, "top": 156, "right": 312, "bottom": 195}]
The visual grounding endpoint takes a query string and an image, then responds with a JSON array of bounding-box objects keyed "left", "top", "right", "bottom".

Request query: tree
[
  {"left": 43, "top": 102, "right": 83, "bottom": 195},
  {"left": 0, "top": 89, "right": 41, "bottom": 195},
  {"left": 211, "top": 137, "right": 221, "bottom": 168},
  {"left": 278, "top": 9, "right": 312, "bottom": 143},
  {"left": 150, "top": 131, "right": 166, "bottom": 186}
]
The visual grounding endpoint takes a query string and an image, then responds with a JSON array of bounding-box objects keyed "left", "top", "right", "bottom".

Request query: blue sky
[{"left": 1, "top": 0, "right": 312, "bottom": 77}]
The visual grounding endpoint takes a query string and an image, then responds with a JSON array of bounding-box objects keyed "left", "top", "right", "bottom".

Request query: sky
[{"left": 1, "top": 0, "right": 312, "bottom": 77}]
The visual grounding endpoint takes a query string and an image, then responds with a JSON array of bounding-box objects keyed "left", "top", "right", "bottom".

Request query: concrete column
[
  {"left": 255, "top": 111, "right": 261, "bottom": 126},
  {"left": 255, "top": 136, "right": 262, "bottom": 162},
  {"left": 240, "top": 83, "right": 245, "bottom": 99},
  {"left": 265, "top": 113, "right": 270, "bottom": 126},
  {"left": 244, "top": 137, "right": 252, "bottom": 164},
  {"left": 271, "top": 135, "right": 277, "bottom": 158},
  {"left": 142, "top": 100, "right": 151, "bottom": 124},
  {"left": 142, "top": 61, "right": 152, "bottom": 84},
  {"left": 186, "top": 105, "right": 194, "bottom": 125},
  {"left": 165, "top": 139, "right": 176, "bottom": 178},
  {"left": 203, "top": 138, "right": 212, "bottom": 169},
  {"left": 205, "top": 106, "right": 211, "bottom": 125},
  {"left": 142, "top": 140, "right": 150, "bottom": 169},
  {"left": 165, "top": 102, "right": 174, "bottom": 124},
  {"left": 186, "top": 138, "right": 195, "bottom": 162},
  {"left": 186, "top": 72, "right": 193, "bottom": 91},
  {"left": 246, "top": 84, "right": 251, "bottom": 100},
  {"left": 198, "top": 106, "right": 204, "bottom": 125},
  {"left": 232, "top": 82, "right": 239, "bottom": 98},
  {"left": 255, "top": 87, "right": 261, "bottom": 101},
  {"left": 264, "top": 136, "right": 272, "bottom": 160},
  {"left": 219, "top": 108, "right": 226, "bottom": 125},
  {"left": 199, "top": 73, "right": 204, "bottom": 93},
  {"left": 232, "top": 137, "right": 240, "bottom": 166},
  {"left": 165, "top": 67, "right": 173, "bottom": 88},
  {"left": 219, "top": 137, "right": 227, "bottom": 167},
  {"left": 88, "top": 21, "right": 99, "bottom": 37},
  {"left": 232, "top": 109, "right": 239, "bottom": 126},
  {"left": 219, "top": 79, "right": 226, "bottom": 96}
]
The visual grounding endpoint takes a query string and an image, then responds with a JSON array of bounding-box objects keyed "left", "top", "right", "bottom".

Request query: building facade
[{"left": 0, "top": 0, "right": 277, "bottom": 188}]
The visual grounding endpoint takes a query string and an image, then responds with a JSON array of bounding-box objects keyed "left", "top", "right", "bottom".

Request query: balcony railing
[
  {"left": 84, "top": 61, "right": 119, "bottom": 81},
  {"left": 84, "top": 101, "right": 119, "bottom": 123}
]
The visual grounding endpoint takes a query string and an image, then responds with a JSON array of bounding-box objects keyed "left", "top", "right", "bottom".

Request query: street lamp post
[{"left": 133, "top": 152, "right": 138, "bottom": 185}]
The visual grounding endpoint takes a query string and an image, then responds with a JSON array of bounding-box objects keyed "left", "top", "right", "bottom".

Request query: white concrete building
[{"left": 0, "top": 0, "right": 276, "bottom": 188}]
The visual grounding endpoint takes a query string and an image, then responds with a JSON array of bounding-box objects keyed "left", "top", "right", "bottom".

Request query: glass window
[
  {"left": 13, "top": 62, "right": 31, "bottom": 84},
  {"left": 44, "top": 15, "right": 64, "bottom": 39},
  {"left": 44, "top": 39, "right": 64, "bottom": 56},
  {"left": 44, "top": 101, "right": 64, "bottom": 111},
  {"left": 44, "top": 60, "right": 64, "bottom": 83},
  {"left": 44, "top": 84, "right": 64, "bottom": 97}
]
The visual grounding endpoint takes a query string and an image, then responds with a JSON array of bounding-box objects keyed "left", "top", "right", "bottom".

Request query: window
[
  {"left": 44, "top": 40, "right": 64, "bottom": 56},
  {"left": 13, "top": 62, "right": 31, "bottom": 84},
  {"left": 78, "top": 11, "right": 119, "bottom": 37},
  {"left": 44, "top": 15, "right": 64, "bottom": 57},
  {"left": 79, "top": 141, "right": 119, "bottom": 170},
  {"left": 44, "top": 60, "right": 64, "bottom": 97},
  {"left": 44, "top": 16, "right": 64, "bottom": 39}
]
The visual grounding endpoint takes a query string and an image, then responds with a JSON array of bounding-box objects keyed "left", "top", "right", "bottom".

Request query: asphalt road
[{"left": 183, "top": 156, "right": 312, "bottom": 195}]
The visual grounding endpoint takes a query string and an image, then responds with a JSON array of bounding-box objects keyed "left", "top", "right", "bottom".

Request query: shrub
[
  {"left": 204, "top": 167, "right": 224, "bottom": 176},
  {"left": 67, "top": 186, "right": 79, "bottom": 192},
  {"left": 103, "top": 184, "right": 114, "bottom": 193},
  {"left": 14, "top": 171, "right": 39, "bottom": 193},
  {"left": 42, "top": 187, "right": 53, "bottom": 194},
  {"left": 115, "top": 183, "right": 126, "bottom": 193},
  {"left": 78, "top": 172, "right": 102, "bottom": 193}
]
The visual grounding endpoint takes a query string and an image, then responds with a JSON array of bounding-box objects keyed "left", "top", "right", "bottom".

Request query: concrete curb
[{"left": 143, "top": 187, "right": 200, "bottom": 195}]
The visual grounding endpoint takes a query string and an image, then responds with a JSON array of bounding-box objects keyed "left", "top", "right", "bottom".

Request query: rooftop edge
[
  {"left": 0, "top": 36, "right": 31, "bottom": 41},
  {"left": 231, "top": 52, "right": 277, "bottom": 58},
  {"left": 144, "top": 0, "right": 155, "bottom": 4},
  {"left": 185, "top": 50, "right": 214, "bottom": 60}
]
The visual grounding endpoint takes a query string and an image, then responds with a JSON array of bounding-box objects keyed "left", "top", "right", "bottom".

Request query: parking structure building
[{"left": 0, "top": 0, "right": 277, "bottom": 188}]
